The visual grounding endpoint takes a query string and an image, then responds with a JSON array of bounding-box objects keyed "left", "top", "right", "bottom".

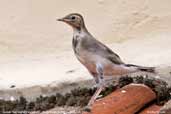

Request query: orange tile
[
  {"left": 139, "top": 104, "right": 162, "bottom": 114},
  {"left": 83, "top": 84, "right": 156, "bottom": 114}
]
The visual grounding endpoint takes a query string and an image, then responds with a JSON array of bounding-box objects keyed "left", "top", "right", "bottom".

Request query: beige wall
[
  {"left": 0, "top": 0, "right": 171, "bottom": 89},
  {"left": 0, "top": 0, "right": 171, "bottom": 57}
]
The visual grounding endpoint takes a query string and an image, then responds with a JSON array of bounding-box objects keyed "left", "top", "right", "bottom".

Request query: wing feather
[{"left": 81, "top": 36, "right": 124, "bottom": 64}]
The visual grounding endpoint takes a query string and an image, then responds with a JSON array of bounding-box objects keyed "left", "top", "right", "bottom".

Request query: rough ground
[{"left": 40, "top": 107, "right": 82, "bottom": 114}]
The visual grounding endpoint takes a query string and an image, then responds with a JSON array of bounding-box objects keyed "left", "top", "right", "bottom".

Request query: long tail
[
  {"left": 124, "top": 64, "right": 171, "bottom": 86},
  {"left": 125, "top": 64, "right": 156, "bottom": 73}
]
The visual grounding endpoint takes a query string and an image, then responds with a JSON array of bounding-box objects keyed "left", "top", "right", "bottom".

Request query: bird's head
[{"left": 57, "top": 13, "right": 85, "bottom": 30}]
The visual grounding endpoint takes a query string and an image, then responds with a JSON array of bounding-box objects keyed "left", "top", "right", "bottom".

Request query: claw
[{"left": 83, "top": 106, "right": 92, "bottom": 112}]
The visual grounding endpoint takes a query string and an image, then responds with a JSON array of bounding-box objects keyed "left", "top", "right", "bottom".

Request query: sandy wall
[
  {"left": 0, "top": 0, "right": 170, "bottom": 89},
  {"left": 0, "top": 0, "right": 171, "bottom": 56}
]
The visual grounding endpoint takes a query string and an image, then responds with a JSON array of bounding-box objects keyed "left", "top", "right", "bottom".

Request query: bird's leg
[
  {"left": 85, "top": 79, "right": 104, "bottom": 112},
  {"left": 85, "top": 64, "right": 105, "bottom": 111},
  {"left": 87, "top": 83, "right": 104, "bottom": 106}
]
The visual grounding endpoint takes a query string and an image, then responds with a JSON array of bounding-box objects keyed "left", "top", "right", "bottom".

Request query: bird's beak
[
  {"left": 57, "top": 16, "right": 71, "bottom": 23},
  {"left": 57, "top": 18, "right": 64, "bottom": 21},
  {"left": 57, "top": 16, "right": 69, "bottom": 21}
]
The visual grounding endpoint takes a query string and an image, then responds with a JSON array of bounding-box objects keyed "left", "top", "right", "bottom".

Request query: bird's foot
[{"left": 83, "top": 105, "right": 92, "bottom": 112}]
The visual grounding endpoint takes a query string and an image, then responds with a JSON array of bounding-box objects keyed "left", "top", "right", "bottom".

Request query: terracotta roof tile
[
  {"left": 139, "top": 104, "right": 162, "bottom": 114},
  {"left": 83, "top": 84, "right": 157, "bottom": 114}
]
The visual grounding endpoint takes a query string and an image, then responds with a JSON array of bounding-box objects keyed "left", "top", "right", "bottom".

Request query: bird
[{"left": 57, "top": 13, "right": 155, "bottom": 111}]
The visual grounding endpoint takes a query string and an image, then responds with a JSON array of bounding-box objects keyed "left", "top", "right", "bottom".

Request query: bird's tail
[
  {"left": 125, "top": 64, "right": 156, "bottom": 73},
  {"left": 124, "top": 64, "right": 171, "bottom": 86}
]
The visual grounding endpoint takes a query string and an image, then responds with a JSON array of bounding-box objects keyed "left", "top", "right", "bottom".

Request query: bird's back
[{"left": 77, "top": 33, "right": 124, "bottom": 65}]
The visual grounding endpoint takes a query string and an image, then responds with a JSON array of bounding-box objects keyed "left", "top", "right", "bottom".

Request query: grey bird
[{"left": 57, "top": 13, "right": 155, "bottom": 110}]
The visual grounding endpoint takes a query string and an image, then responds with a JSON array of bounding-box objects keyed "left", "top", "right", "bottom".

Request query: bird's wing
[
  {"left": 81, "top": 37, "right": 125, "bottom": 65},
  {"left": 96, "top": 40, "right": 125, "bottom": 64}
]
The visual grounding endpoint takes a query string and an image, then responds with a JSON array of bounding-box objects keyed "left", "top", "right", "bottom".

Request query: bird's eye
[{"left": 71, "top": 16, "right": 76, "bottom": 20}]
